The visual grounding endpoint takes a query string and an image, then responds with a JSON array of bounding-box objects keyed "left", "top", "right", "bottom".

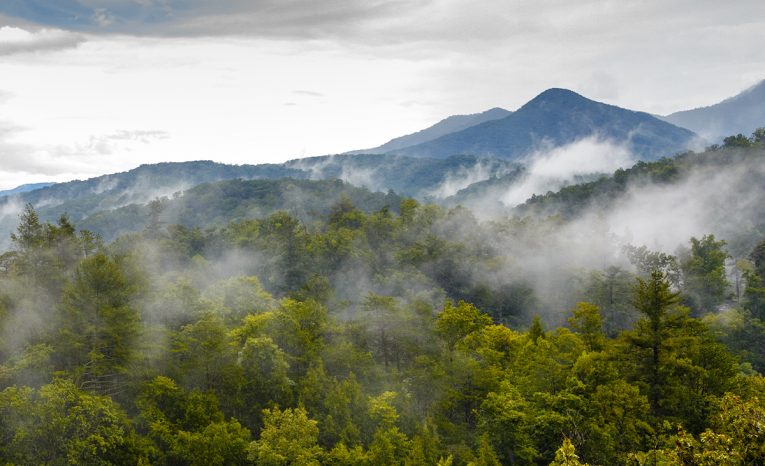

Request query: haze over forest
[{"left": 1, "top": 1, "right": 765, "bottom": 465}]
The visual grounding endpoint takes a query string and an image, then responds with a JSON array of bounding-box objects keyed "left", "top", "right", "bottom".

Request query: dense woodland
[{"left": 1, "top": 135, "right": 765, "bottom": 465}]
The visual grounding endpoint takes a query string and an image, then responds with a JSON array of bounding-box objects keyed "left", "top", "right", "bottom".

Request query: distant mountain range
[
  {"left": 350, "top": 88, "right": 698, "bottom": 160},
  {"left": 2, "top": 82, "right": 763, "bottom": 248},
  {"left": 662, "top": 79, "right": 765, "bottom": 142},
  {"left": 0, "top": 182, "right": 55, "bottom": 197},
  {"left": 0, "top": 155, "right": 517, "bottom": 246},
  {"left": 346, "top": 107, "right": 512, "bottom": 155}
]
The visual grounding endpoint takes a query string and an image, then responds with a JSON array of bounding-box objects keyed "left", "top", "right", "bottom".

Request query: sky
[{"left": 0, "top": 0, "right": 763, "bottom": 189}]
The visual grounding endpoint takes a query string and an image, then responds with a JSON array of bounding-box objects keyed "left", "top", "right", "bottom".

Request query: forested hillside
[
  {"left": 1, "top": 151, "right": 765, "bottom": 464},
  {"left": 79, "top": 179, "right": 402, "bottom": 241},
  {"left": 515, "top": 132, "right": 765, "bottom": 256},
  {"left": 0, "top": 155, "right": 518, "bottom": 248}
]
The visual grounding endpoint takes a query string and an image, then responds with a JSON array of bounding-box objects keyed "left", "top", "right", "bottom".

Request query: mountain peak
[
  {"left": 536, "top": 87, "right": 584, "bottom": 98},
  {"left": 385, "top": 89, "right": 696, "bottom": 160},
  {"left": 529, "top": 88, "right": 588, "bottom": 103}
]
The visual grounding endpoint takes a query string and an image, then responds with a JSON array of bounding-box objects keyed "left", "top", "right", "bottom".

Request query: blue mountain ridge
[{"left": 385, "top": 88, "right": 698, "bottom": 160}]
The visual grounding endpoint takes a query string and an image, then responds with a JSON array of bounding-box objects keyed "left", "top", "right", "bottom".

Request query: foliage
[{"left": 0, "top": 172, "right": 763, "bottom": 465}]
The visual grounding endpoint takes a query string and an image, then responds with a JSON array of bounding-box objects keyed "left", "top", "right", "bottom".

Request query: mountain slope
[
  {"left": 388, "top": 89, "right": 698, "bottom": 160},
  {"left": 663, "top": 79, "right": 765, "bottom": 142},
  {"left": 11, "top": 160, "right": 306, "bottom": 222},
  {"left": 285, "top": 153, "right": 518, "bottom": 199},
  {"left": 513, "top": 146, "right": 765, "bottom": 255},
  {"left": 347, "top": 107, "right": 512, "bottom": 154}
]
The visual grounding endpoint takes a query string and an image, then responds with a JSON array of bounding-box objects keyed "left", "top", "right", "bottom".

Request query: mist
[
  {"left": 500, "top": 137, "right": 636, "bottom": 206},
  {"left": 464, "top": 147, "right": 765, "bottom": 323}
]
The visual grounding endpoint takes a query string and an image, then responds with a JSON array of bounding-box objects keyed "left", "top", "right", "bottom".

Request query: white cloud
[
  {"left": 0, "top": 26, "right": 84, "bottom": 55},
  {"left": 501, "top": 137, "right": 636, "bottom": 206}
]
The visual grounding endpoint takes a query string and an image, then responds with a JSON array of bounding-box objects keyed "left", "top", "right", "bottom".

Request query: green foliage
[
  {"left": 578, "top": 266, "right": 636, "bottom": 335},
  {"left": 628, "top": 270, "right": 683, "bottom": 414},
  {"left": 743, "top": 238, "right": 765, "bottom": 319},
  {"left": 529, "top": 315, "right": 546, "bottom": 344},
  {"left": 1, "top": 170, "right": 763, "bottom": 464},
  {"left": 436, "top": 300, "right": 493, "bottom": 351},
  {"left": 723, "top": 134, "right": 753, "bottom": 148},
  {"left": 57, "top": 253, "right": 140, "bottom": 394},
  {"left": 0, "top": 379, "right": 144, "bottom": 465},
  {"left": 249, "top": 406, "right": 323, "bottom": 466},
  {"left": 550, "top": 438, "right": 589, "bottom": 466},
  {"left": 681, "top": 235, "right": 730, "bottom": 313},
  {"left": 568, "top": 302, "right": 605, "bottom": 351}
]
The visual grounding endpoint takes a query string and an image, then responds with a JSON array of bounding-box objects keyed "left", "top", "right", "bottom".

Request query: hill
[
  {"left": 514, "top": 145, "right": 765, "bottom": 255},
  {"left": 388, "top": 88, "right": 698, "bottom": 160},
  {"left": 78, "top": 178, "right": 402, "bottom": 241},
  {"left": 663, "top": 79, "right": 765, "bottom": 142}
]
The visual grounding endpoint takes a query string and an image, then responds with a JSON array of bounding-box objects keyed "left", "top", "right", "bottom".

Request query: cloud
[
  {"left": 0, "top": 1, "right": 430, "bottom": 38},
  {"left": 292, "top": 90, "right": 324, "bottom": 97},
  {"left": 104, "top": 130, "right": 170, "bottom": 143},
  {"left": 500, "top": 137, "right": 636, "bottom": 207},
  {"left": 0, "top": 125, "right": 170, "bottom": 188},
  {"left": 0, "top": 25, "right": 84, "bottom": 55}
]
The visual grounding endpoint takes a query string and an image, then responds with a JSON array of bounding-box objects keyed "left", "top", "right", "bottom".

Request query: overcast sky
[{"left": 0, "top": 0, "right": 763, "bottom": 189}]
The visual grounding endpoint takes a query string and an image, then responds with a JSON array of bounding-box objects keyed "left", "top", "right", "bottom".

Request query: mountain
[
  {"left": 0, "top": 182, "right": 55, "bottom": 197},
  {"left": 347, "top": 107, "right": 512, "bottom": 154},
  {"left": 663, "top": 79, "right": 765, "bottom": 142},
  {"left": 386, "top": 88, "right": 698, "bottom": 160}
]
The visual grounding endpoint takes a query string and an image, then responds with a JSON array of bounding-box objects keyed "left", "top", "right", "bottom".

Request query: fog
[
  {"left": 1, "top": 142, "right": 763, "bottom": 341},
  {"left": 500, "top": 137, "right": 635, "bottom": 206}
]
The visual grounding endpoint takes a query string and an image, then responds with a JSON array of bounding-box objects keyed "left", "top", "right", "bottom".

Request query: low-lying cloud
[{"left": 500, "top": 137, "right": 635, "bottom": 207}]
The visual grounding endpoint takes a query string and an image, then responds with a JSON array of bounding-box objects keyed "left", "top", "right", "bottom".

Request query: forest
[{"left": 1, "top": 138, "right": 765, "bottom": 465}]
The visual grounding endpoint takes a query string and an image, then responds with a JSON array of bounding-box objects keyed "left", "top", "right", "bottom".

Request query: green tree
[
  {"left": 249, "top": 406, "right": 323, "bottom": 466},
  {"left": 468, "top": 433, "right": 502, "bottom": 466},
  {"left": 681, "top": 235, "right": 730, "bottom": 313},
  {"left": 752, "top": 127, "right": 765, "bottom": 146},
  {"left": 743, "top": 238, "right": 765, "bottom": 319},
  {"left": 0, "top": 379, "right": 145, "bottom": 464},
  {"left": 549, "top": 438, "right": 589, "bottom": 466},
  {"left": 529, "top": 315, "right": 546, "bottom": 344},
  {"left": 723, "top": 134, "right": 752, "bottom": 148},
  {"left": 136, "top": 376, "right": 250, "bottom": 466},
  {"left": 626, "top": 271, "right": 737, "bottom": 430},
  {"left": 568, "top": 302, "right": 605, "bottom": 351},
  {"left": 170, "top": 313, "right": 240, "bottom": 406},
  {"left": 237, "top": 336, "right": 292, "bottom": 423},
  {"left": 435, "top": 300, "right": 493, "bottom": 351},
  {"left": 579, "top": 266, "right": 635, "bottom": 335},
  {"left": 628, "top": 271, "right": 682, "bottom": 415},
  {"left": 478, "top": 381, "right": 538, "bottom": 464},
  {"left": 269, "top": 298, "right": 327, "bottom": 377},
  {"left": 57, "top": 253, "right": 139, "bottom": 395}
]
